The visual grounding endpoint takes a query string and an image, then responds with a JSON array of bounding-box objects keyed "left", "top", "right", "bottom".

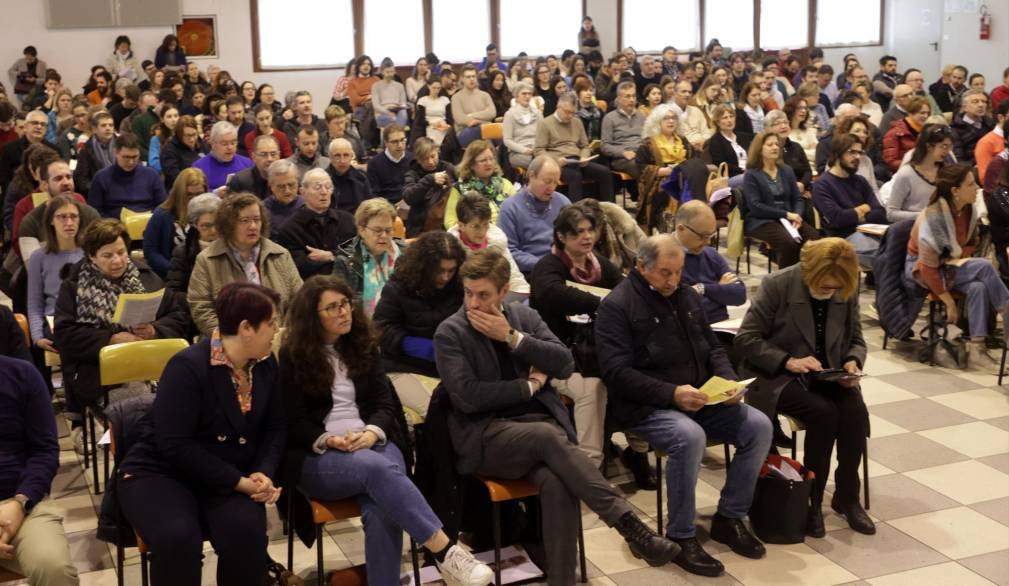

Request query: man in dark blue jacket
[
  {"left": 86, "top": 132, "right": 166, "bottom": 218},
  {"left": 0, "top": 355, "right": 78, "bottom": 584},
  {"left": 595, "top": 234, "right": 771, "bottom": 578}
]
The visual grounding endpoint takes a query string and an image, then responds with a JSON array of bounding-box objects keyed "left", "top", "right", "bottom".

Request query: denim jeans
[
  {"left": 376, "top": 109, "right": 408, "bottom": 129},
  {"left": 905, "top": 255, "right": 1009, "bottom": 337},
  {"left": 300, "top": 443, "right": 441, "bottom": 586},
  {"left": 846, "top": 231, "right": 881, "bottom": 269},
  {"left": 629, "top": 403, "right": 772, "bottom": 538}
]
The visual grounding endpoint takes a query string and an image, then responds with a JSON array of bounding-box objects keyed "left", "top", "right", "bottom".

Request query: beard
[{"left": 840, "top": 160, "right": 860, "bottom": 175}]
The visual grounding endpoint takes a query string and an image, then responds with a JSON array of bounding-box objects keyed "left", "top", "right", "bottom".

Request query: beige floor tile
[
  {"left": 862, "top": 355, "right": 928, "bottom": 378},
  {"left": 869, "top": 399, "right": 977, "bottom": 432},
  {"left": 805, "top": 523, "right": 948, "bottom": 579},
  {"left": 876, "top": 369, "right": 986, "bottom": 395},
  {"left": 582, "top": 525, "right": 649, "bottom": 575},
  {"left": 50, "top": 493, "right": 98, "bottom": 534},
  {"left": 866, "top": 561, "right": 998, "bottom": 586},
  {"left": 77, "top": 568, "right": 119, "bottom": 586},
  {"left": 979, "top": 453, "right": 1009, "bottom": 474},
  {"left": 855, "top": 473, "right": 960, "bottom": 521},
  {"left": 930, "top": 388, "right": 1009, "bottom": 420},
  {"left": 888, "top": 507, "right": 1009, "bottom": 559},
  {"left": 715, "top": 542, "right": 857, "bottom": 586},
  {"left": 971, "top": 497, "right": 1009, "bottom": 526},
  {"left": 904, "top": 460, "right": 1009, "bottom": 505},
  {"left": 918, "top": 422, "right": 1009, "bottom": 458},
  {"left": 609, "top": 565, "right": 743, "bottom": 585},
  {"left": 866, "top": 414, "right": 909, "bottom": 438},
  {"left": 987, "top": 416, "right": 1009, "bottom": 431},
  {"left": 858, "top": 378, "right": 919, "bottom": 406},
  {"left": 66, "top": 529, "right": 113, "bottom": 575},
  {"left": 959, "top": 551, "right": 1009, "bottom": 586},
  {"left": 867, "top": 433, "right": 970, "bottom": 473}
]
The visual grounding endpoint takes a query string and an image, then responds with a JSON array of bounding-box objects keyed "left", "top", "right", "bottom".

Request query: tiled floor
[{"left": 5, "top": 247, "right": 1008, "bottom": 586}]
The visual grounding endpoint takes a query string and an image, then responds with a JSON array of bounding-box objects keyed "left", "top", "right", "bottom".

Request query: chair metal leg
[
  {"left": 723, "top": 443, "right": 731, "bottom": 470},
  {"left": 88, "top": 409, "right": 101, "bottom": 494},
  {"left": 140, "top": 551, "right": 149, "bottom": 586},
  {"left": 409, "top": 539, "right": 421, "bottom": 586},
  {"left": 80, "top": 415, "right": 90, "bottom": 469},
  {"left": 493, "top": 502, "right": 502, "bottom": 586},
  {"left": 999, "top": 347, "right": 1007, "bottom": 386},
  {"left": 655, "top": 452, "right": 663, "bottom": 535},
  {"left": 286, "top": 495, "right": 294, "bottom": 573},
  {"left": 863, "top": 443, "right": 870, "bottom": 510},
  {"left": 791, "top": 432, "right": 798, "bottom": 461},
  {"left": 577, "top": 512, "right": 587, "bottom": 583},
  {"left": 316, "top": 523, "right": 324, "bottom": 586},
  {"left": 116, "top": 543, "right": 125, "bottom": 586},
  {"left": 882, "top": 334, "right": 888, "bottom": 350},
  {"left": 746, "top": 241, "right": 752, "bottom": 274}
]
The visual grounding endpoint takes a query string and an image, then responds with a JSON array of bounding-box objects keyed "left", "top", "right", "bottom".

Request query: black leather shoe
[
  {"left": 621, "top": 448, "right": 658, "bottom": 490},
  {"left": 831, "top": 497, "right": 876, "bottom": 535},
  {"left": 614, "top": 512, "right": 679, "bottom": 567},
  {"left": 669, "top": 537, "right": 724, "bottom": 577},
  {"left": 806, "top": 505, "right": 826, "bottom": 538},
  {"left": 709, "top": 513, "right": 766, "bottom": 559}
]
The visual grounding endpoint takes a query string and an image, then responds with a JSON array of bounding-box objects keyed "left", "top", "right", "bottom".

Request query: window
[
  {"left": 364, "top": 0, "right": 425, "bottom": 65},
  {"left": 255, "top": 0, "right": 354, "bottom": 69},
  {"left": 704, "top": 0, "right": 754, "bottom": 52},
  {"left": 500, "top": 0, "right": 581, "bottom": 57},
  {"left": 622, "top": 0, "right": 699, "bottom": 53},
  {"left": 816, "top": 0, "right": 882, "bottom": 45},
  {"left": 432, "top": 0, "right": 490, "bottom": 62},
  {"left": 760, "top": 0, "right": 808, "bottom": 49}
]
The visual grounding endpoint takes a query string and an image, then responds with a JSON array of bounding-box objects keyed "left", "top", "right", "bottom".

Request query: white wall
[
  {"left": 4, "top": 0, "right": 341, "bottom": 116},
  {"left": 5, "top": 0, "right": 1006, "bottom": 116}
]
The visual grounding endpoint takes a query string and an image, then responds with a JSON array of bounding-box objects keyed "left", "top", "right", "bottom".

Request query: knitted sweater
[
  {"left": 450, "top": 88, "right": 495, "bottom": 132},
  {"left": 886, "top": 165, "right": 935, "bottom": 223},
  {"left": 534, "top": 113, "right": 591, "bottom": 159},
  {"left": 497, "top": 188, "right": 572, "bottom": 273},
  {"left": 502, "top": 104, "right": 542, "bottom": 157},
  {"left": 192, "top": 153, "right": 254, "bottom": 190},
  {"left": 87, "top": 164, "right": 167, "bottom": 218},
  {"left": 26, "top": 247, "right": 84, "bottom": 341}
]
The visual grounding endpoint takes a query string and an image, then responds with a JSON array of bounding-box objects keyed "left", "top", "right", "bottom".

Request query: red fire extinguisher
[{"left": 980, "top": 5, "right": 991, "bottom": 40}]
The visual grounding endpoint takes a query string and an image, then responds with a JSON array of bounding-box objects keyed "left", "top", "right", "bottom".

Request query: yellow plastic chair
[
  {"left": 85, "top": 338, "right": 189, "bottom": 493},
  {"left": 480, "top": 122, "right": 504, "bottom": 141},
  {"left": 120, "top": 208, "right": 153, "bottom": 242}
]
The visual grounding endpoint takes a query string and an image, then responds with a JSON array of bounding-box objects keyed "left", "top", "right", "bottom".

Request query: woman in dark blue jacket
[
  {"left": 118, "top": 282, "right": 286, "bottom": 586},
  {"left": 154, "top": 34, "right": 188, "bottom": 73},
  {"left": 741, "top": 131, "right": 819, "bottom": 268}
]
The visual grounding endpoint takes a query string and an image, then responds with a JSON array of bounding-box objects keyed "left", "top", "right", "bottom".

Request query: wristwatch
[
  {"left": 693, "top": 283, "right": 705, "bottom": 296},
  {"left": 13, "top": 494, "right": 30, "bottom": 513},
  {"left": 505, "top": 328, "right": 516, "bottom": 346}
]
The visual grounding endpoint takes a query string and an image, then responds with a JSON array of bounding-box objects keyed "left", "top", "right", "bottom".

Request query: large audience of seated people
[{"left": 0, "top": 27, "right": 1007, "bottom": 586}]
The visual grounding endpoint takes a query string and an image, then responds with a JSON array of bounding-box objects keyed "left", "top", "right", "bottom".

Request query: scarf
[
  {"left": 209, "top": 328, "right": 268, "bottom": 416},
  {"left": 74, "top": 259, "right": 146, "bottom": 328},
  {"left": 511, "top": 103, "right": 540, "bottom": 126},
  {"left": 744, "top": 104, "right": 765, "bottom": 133},
  {"left": 552, "top": 245, "right": 602, "bottom": 285},
  {"left": 457, "top": 175, "right": 508, "bottom": 204},
  {"left": 906, "top": 115, "right": 924, "bottom": 134},
  {"left": 92, "top": 136, "right": 116, "bottom": 169},
  {"left": 459, "top": 230, "right": 488, "bottom": 250},
  {"left": 919, "top": 197, "right": 978, "bottom": 265},
  {"left": 361, "top": 240, "right": 400, "bottom": 316},
  {"left": 655, "top": 134, "right": 687, "bottom": 166}
]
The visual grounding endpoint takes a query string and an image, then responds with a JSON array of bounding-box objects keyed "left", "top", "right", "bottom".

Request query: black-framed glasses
[
  {"left": 318, "top": 298, "right": 352, "bottom": 317},
  {"left": 682, "top": 223, "right": 716, "bottom": 241}
]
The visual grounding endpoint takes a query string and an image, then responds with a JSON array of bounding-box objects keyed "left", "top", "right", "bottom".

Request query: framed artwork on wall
[{"left": 176, "top": 15, "right": 218, "bottom": 59}]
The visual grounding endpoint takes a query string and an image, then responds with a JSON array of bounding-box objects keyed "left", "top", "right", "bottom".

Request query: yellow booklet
[
  {"left": 414, "top": 374, "right": 442, "bottom": 393},
  {"left": 31, "top": 192, "right": 50, "bottom": 208},
  {"left": 698, "top": 376, "right": 756, "bottom": 405},
  {"left": 112, "top": 290, "right": 165, "bottom": 327},
  {"left": 566, "top": 281, "right": 611, "bottom": 298}
]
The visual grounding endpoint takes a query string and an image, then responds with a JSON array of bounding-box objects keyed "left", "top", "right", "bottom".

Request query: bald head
[
  {"left": 328, "top": 137, "right": 355, "bottom": 173},
  {"left": 893, "top": 84, "right": 913, "bottom": 109}
]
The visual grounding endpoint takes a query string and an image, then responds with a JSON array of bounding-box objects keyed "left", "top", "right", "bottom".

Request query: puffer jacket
[
  {"left": 872, "top": 219, "right": 926, "bottom": 340},
  {"left": 881, "top": 118, "right": 918, "bottom": 173}
]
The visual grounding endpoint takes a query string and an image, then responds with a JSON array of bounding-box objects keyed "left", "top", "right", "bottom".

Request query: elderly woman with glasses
[
  {"left": 635, "top": 103, "right": 694, "bottom": 233},
  {"left": 443, "top": 139, "right": 517, "bottom": 229},
  {"left": 332, "top": 198, "right": 407, "bottom": 316},
  {"left": 187, "top": 192, "right": 303, "bottom": 336}
]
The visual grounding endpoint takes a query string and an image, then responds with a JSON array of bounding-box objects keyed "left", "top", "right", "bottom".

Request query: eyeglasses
[
  {"left": 255, "top": 150, "right": 280, "bottom": 158},
  {"left": 364, "top": 225, "right": 394, "bottom": 236},
  {"left": 307, "top": 182, "right": 334, "bottom": 192},
  {"left": 318, "top": 298, "right": 353, "bottom": 316},
  {"left": 845, "top": 148, "right": 864, "bottom": 156},
  {"left": 196, "top": 221, "right": 216, "bottom": 230},
  {"left": 682, "top": 223, "right": 716, "bottom": 241},
  {"left": 54, "top": 213, "right": 79, "bottom": 222},
  {"left": 26, "top": 120, "right": 47, "bottom": 127},
  {"left": 237, "top": 216, "right": 262, "bottom": 225}
]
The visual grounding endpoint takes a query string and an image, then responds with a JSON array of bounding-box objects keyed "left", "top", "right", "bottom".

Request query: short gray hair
[
  {"left": 528, "top": 154, "right": 560, "bottom": 176},
  {"left": 556, "top": 91, "right": 577, "bottom": 109},
  {"left": 636, "top": 234, "right": 683, "bottom": 269},
  {"left": 515, "top": 81, "right": 533, "bottom": 95},
  {"left": 267, "top": 159, "right": 298, "bottom": 181},
  {"left": 186, "top": 193, "right": 221, "bottom": 225},
  {"left": 328, "top": 137, "right": 353, "bottom": 155},
  {"left": 301, "top": 167, "right": 331, "bottom": 187},
  {"left": 764, "top": 109, "right": 789, "bottom": 128},
  {"left": 210, "top": 121, "right": 237, "bottom": 143},
  {"left": 834, "top": 103, "right": 860, "bottom": 119}
]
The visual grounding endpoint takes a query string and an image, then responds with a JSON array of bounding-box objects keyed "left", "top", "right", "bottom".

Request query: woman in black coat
[
  {"left": 164, "top": 193, "right": 221, "bottom": 294},
  {"left": 707, "top": 104, "right": 753, "bottom": 188},
  {"left": 373, "top": 232, "right": 466, "bottom": 412},
  {"left": 401, "top": 137, "right": 457, "bottom": 237},
  {"left": 54, "top": 220, "right": 190, "bottom": 423},
  {"left": 279, "top": 275, "right": 491, "bottom": 586},
  {"left": 161, "top": 116, "right": 209, "bottom": 189},
  {"left": 116, "top": 282, "right": 285, "bottom": 586}
]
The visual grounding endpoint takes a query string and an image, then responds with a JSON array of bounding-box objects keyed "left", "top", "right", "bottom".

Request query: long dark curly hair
[
  {"left": 282, "top": 275, "right": 378, "bottom": 396},
  {"left": 390, "top": 231, "right": 467, "bottom": 297}
]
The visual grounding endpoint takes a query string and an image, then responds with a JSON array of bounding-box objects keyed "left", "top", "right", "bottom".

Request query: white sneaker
[
  {"left": 71, "top": 427, "right": 85, "bottom": 455},
  {"left": 436, "top": 544, "right": 493, "bottom": 586}
]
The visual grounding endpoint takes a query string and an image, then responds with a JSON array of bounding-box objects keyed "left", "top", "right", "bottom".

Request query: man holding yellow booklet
[{"left": 596, "top": 235, "right": 772, "bottom": 578}]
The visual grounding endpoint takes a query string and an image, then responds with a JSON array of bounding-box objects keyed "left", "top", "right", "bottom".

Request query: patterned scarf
[
  {"left": 74, "top": 259, "right": 146, "bottom": 328},
  {"left": 209, "top": 328, "right": 268, "bottom": 416},
  {"left": 457, "top": 175, "right": 508, "bottom": 205},
  {"left": 459, "top": 230, "right": 488, "bottom": 250},
  {"left": 361, "top": 240, "right": 400, "bottom": 317},
  {"left": 919, "top": 197, "right": 978, "bottom": 265},
  {"left": 552, "top": 245, "right": 602, "bottom": 285}
]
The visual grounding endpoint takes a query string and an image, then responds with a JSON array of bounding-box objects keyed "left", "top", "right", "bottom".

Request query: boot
[
  {"left": 614, "top": 511, "right": 680, "bottom": 567},
  {"left": 621, "top": 448, "right": 658, "bottom": 490},
  {"left": 969, "top": 340, "right": 1004, "bottom": 375},
  {"left": 806, "top": 504, "right": 826, "bottom": 538}
]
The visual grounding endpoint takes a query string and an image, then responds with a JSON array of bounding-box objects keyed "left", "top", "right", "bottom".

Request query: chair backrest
[
  {"left": 13, "top": 313, "right": 29, "bottom": 346},
  {"left": 480, "top": 123, "right": 503, "bottom": 141},
  {"left": 99, "top": 338, "right": 189, "bottom": 387},
  {"left": 105, "top": 393, "right": 156, "bottom": 461},
  {"left": 393, "top": 215, "right": 406, "bottom": 239},
  {"left": 122, "top": 212, "right": 153, "bottom": 241},
  {"left": 596, "top": 99, "right": 608, "bottom": 113}
]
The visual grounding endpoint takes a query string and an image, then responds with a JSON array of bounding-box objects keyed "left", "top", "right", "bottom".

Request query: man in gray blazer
[{"left": 434, "top": 249, "right": 677, "bottom": 586}]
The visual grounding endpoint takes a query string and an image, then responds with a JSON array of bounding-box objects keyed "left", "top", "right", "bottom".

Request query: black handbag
[
  {"left": 748, "top": 455, "right": 814, "bottom": 544},
  {"left": 569, "top": 321, "right": 600, "bottom": 378}
]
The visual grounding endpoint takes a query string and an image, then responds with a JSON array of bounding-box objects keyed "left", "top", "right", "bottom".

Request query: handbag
[
  {"left": 705, "top": 162, "right": 729, "bottom": 201},
  {"left": 569, "top": 321, "right": 600, "bottom": 378},
  {"left": 748, "top": 454, "right": 814, "bottom": 544},
  {"left": 725, "top": 206, "right": 744, "bottom": 259}
]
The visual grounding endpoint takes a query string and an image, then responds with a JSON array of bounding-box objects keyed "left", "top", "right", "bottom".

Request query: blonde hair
[
  {"left": 799, "top": 237, "right": 860, "bottom": 301},
  {"left": 354, "top": 197, "right": 397, "bottom": 227},
  {"left": 458, "top": 140, "right": 502, "bottom": 181}
]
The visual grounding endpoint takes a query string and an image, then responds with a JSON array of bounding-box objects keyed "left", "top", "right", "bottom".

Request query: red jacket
[{"left": 882, "top": 118, "right": 918, "bottom": 173}]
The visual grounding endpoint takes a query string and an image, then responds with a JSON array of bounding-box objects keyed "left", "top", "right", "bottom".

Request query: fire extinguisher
[{"left": 980, "top": 5, "right": 991, "bottom": 40}]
